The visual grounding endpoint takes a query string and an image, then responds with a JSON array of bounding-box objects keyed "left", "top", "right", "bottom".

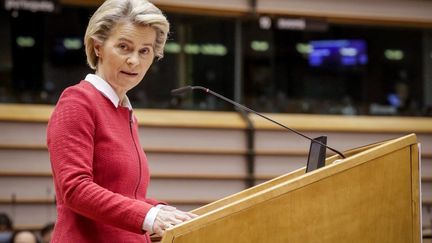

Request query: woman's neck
[{"left": 95, "top": 71, "right": 126, "bottom": 105}]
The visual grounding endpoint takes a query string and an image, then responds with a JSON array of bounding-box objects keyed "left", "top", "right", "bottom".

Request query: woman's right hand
[{"left": 153, "top": 206, "right": 198, "bottom": 237}]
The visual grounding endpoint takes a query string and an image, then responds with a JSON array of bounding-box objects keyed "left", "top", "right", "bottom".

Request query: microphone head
[{"left": 170, "top": 86, "right": 193, "bottom": 96}]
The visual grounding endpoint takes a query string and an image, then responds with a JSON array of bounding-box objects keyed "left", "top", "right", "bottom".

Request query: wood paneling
[
  {"left": 0, "top": 105, "right": 430, "bottom": 238},
  {"left": 250, "top": 113, "right": 432, "bottom": 133},
  {"left": 2, "top": 104, "right": 432, "bottom": 133},
  {"left": 138, "top": 127, "right": 246, "bottom": 151},
  {"left": 0, "top": 204, "right": 56, "bottom": 227}
]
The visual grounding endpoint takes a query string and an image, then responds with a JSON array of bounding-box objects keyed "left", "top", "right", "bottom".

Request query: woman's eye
[
  {"left": 140, "top": 48, "right": 150, "bottom": 54},
  {"left": 118, "top": 44, "right": 128, "bottom": 50}
]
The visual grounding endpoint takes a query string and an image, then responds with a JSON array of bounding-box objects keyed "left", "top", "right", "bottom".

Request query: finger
[
  {"left": 163, "top": 222, "right": 172, "bottom": 229},
  {"left": 167, "top": 217, "right": 183, "bottom": 225},
  {"left": 176, "top": 209, "right": 194, "bottom": 218},
  {"left": 153, "top": 221, "right": 165, "bottom": 234},
  {"left": 157, "top": 210, "right": 175, "bottom": 222},
  {"left": 161, "top": 205, "right": 176, "bottom": 211},
  {"left": 186, "top": 212, "right": 198, "bottom": 218},
  {"left": 156, "top": 228, "right": 164, "bottom": 236},
  {"left": 154, "top": 221, "right": 171, "bottom": 237},
  {"left": 174, "top": 212, "right": 191, "bottom": 221},
  {"left": 153, "top": 225, "right": 165, "bottom": 237}
]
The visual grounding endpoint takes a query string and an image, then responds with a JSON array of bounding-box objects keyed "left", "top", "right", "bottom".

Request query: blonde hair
[{"left": 84, "top": 0, "right": 169, "bottom": 70}]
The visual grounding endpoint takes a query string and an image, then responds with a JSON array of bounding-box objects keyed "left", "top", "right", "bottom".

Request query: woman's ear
[{"left": 93, "top": 38, "right": 103, "bottom": 57}]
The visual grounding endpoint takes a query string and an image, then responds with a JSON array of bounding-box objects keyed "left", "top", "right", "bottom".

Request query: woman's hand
[{"left": 152, "top": 206, "right": 198, "bottom": 237}]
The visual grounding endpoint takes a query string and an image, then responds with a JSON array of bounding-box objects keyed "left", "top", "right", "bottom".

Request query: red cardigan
[{"left": 47, "top": 81, "right": 160, "bottom": 243}]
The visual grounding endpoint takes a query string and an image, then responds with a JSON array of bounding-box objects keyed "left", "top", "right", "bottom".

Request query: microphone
[{"left": 171, "top": 86, "right": 346, "bottom": 159}]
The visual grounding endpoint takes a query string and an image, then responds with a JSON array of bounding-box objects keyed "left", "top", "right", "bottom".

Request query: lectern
[{"left": 157, "top": 134, "right": 421, "bottom": 243}]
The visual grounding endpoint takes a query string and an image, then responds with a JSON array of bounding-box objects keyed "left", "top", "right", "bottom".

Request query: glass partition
[{"left": 0, "top": 6, "right": 431, "bottom": 116}]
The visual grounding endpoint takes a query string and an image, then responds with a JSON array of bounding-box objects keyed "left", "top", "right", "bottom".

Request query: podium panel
[{"left": 159, "top": 134, "right": 420, "bottom": 243}]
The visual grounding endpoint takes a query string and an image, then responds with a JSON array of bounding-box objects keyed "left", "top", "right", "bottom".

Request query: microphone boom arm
[{"left": 172, "top": 86, "right": 346, "bottom": 159}]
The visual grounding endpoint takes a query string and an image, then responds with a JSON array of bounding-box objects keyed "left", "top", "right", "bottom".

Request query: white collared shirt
[
  {"left": 84, "top": 74, "right": 133, "bottom": 110},
  {"left": 84, "top": 73, "right": 161, "bottom": 233}
]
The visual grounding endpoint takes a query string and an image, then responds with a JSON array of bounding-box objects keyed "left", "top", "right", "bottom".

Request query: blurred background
[
  {"left": 0, "top": 0, "right": 432, "bottom": 242},
  {"left": 1, "top": 0, "right": 432, "bottom": 116}
]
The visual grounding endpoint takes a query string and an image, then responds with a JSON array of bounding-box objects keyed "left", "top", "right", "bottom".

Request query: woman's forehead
[{"left": 110, "top": 22, "right": 156, "bottom": 45}]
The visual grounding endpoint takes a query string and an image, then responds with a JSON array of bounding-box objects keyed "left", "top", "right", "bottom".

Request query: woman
[{"left": 47, "top": 0, "right": 196, "bottom": 242}]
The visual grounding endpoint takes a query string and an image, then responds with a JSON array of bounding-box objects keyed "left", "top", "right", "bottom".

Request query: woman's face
[{"left": 94, "top": 21, "right": 156, "bottom": 97}]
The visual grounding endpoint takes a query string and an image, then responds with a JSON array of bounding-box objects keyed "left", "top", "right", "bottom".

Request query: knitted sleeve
[{"left": 47, "top": 87, "right": 152, "bottom": 234}]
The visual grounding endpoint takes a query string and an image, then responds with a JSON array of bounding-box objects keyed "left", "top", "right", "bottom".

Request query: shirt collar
[{"left": 84, "top": 74, "right": 132, "bottom": 110}]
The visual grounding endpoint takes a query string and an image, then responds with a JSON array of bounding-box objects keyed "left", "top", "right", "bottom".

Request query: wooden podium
[{"left": 158, "top": 134, "right": 421, "bottom": 243}]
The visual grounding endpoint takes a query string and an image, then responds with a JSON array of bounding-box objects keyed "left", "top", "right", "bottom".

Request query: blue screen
[{"left": 309, "top": 40, "right": 368, "bottom": 67}]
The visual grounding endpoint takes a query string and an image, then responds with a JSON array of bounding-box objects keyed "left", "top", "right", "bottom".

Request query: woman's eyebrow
[
  {"left": 117, "top": 37, "right": 133, "bottom": 44},
  {"left": 141, "top": 43, "right": 154, "bottom": 48},
  {"left": 118, "top": 37, "right": 153, "bottom": 47}
]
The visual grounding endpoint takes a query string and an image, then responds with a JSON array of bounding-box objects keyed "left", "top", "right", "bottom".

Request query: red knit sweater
[{"left": 47, "top": 81, "right": 160, "bottom": 243}]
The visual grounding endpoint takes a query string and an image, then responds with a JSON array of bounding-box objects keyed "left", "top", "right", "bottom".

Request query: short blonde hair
[{"left": 84, "top": 0, "right": 169, "bottom": 70}]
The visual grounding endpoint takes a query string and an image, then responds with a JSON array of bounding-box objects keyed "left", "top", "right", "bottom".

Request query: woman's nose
[{"left": 126, "top": 52, "right": 139, "bottom": 66}]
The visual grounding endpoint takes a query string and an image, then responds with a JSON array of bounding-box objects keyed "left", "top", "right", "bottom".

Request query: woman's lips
[{"left": 120, "top": 71, "right": 138, "bottom": 76}]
